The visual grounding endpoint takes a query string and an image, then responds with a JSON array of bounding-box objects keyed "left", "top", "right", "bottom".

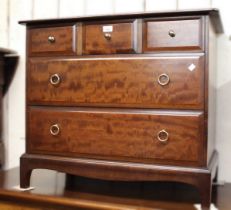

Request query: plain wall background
[{"left": 0, "top": 0, "right": 230, "bottom": 182}]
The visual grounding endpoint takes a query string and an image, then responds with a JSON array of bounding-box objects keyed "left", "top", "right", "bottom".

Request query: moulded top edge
[{"left": 19, "top": 8, "right": 223, "bottom": 34}]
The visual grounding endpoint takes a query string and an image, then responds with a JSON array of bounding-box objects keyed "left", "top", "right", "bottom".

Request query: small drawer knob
[
  {"left": 104, "top": 33, "right": 111, "bottom": 40},
  {"left": 48, "top": 36, "right": 55, "bottom": 43},
  {"left": 50, "top": 124, "right": 60, "bottom": 136},
  {"left": 168, "top": 30, "right": 176, "bottom": 38},
  {"left": 157, "top": 130, "right": 169, "bottom": 143},
  {"left": 157, "top": 73, "right": 170, "bottom": 86},
  {"left": 50, "top": 74, "right": 61, "bottom": 86}
]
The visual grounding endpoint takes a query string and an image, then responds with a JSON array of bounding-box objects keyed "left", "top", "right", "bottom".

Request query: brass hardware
[
  {"left": 50, "top": 74, "right": 61, "bottom": 86},
  {"left": 168, "top": 30, "right": 176, "bottom": 38},
  {"left": 158, "top": 73, "right": 170, "bottom": 86},
  {"left": 104, "top": 33, "right": 111, "bottom": 40},
  {"left": 48, "top": 36, "right": 55, "bottom": 43},
  {"left": 157, "top": 130, "right": 169, "bottom": 143},
  {"left": 50, "top": 124, "right": 60, "bottom": 136}
]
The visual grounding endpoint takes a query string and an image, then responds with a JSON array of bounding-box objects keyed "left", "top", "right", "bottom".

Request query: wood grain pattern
[
  {"left": 27, "top": 56, "right": 204, "bottom": 109},
  {"left": 28, "top": 107, "right": 204, "bottom": 165},
  {"left": 83, "top": 21, "right": 136, "bottom": 54},
  {"left": 143, "top": 17, "right": 204, "bottom": 52},
  {"left": 0, "top": 202, "right": 70, "bottom": 210},
  {"left": 28, "top": 25, "right": 77, "bottom": 56},
  {"left": 19, "top": 10, "right": 223, "bottom": 209}
]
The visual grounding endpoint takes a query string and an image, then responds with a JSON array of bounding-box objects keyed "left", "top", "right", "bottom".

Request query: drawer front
[
  {"left": 28, "top": 25, "right": 77, "bottom": 56},
  {"left": 28, "top": 56, "right": 204, "bottom": 109},
  {"left": 28, "top": 107, "right": 204, "bottom": 165},
  {"left": 83, "top": 21, "right": 136, "bottom": 54},
  {"left": 143, "top": 18, "right": 203, "bottom": 52}
]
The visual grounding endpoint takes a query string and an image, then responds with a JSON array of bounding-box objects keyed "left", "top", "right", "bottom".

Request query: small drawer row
[
  {"left": 28, "top": 17, "right": 204, "bottom": 56},
  {"left": 27, "top": 55, "right": 204, "bottom": 109},
  {"left": 27, "top": 107, "right": 204, "bottom": 166}
]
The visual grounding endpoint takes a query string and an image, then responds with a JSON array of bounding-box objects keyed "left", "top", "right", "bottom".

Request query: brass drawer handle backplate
[{"left": 50, "top": 124, "right": 60, "bottom": 136}]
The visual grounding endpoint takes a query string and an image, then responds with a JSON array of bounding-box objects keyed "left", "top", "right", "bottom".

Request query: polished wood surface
[
  {"left": 83, "top": 20, "right": 136, "bottom": 54},
  {"left": 20, "top": 151, "right": 218, "bottom": 210},
  {"left": 28, "top": 107, "right": 204, "bottom": 166},
  {"left": 143, "top": 17, "right": 203, "bottom": 52},
  {"left": 1, "top": 167, "right": 230, "bottom": 210},
  {"left": 19, "top": 9, "right": 223, "bottom": 34},
  {"left": 20, "top": 151, "right": 216, "bottom": 183},
  {"left": 28, "top": 56, "right": 204, "bottom": 109},
  {"left": 28, "top": 24, "right": 77, "bottom": 56},
  {"left": 206, "top": 16, "right": 217, "bottom": 164},
  {"left": 20, "top": 10, "right": 223, "bottom": 209}
]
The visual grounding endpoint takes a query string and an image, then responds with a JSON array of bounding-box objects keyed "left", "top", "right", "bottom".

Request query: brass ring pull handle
[
  {"left": 168, "top": 30, "right": 176, "bottom": 38},
  {"left": 157, "top": 130, "right": 169, "bottom": 143},
  {"left": 158, "top": 73, "right": 170, "bottom": 86},
  {"left": 50, "top": 124, "right": 60, "bottom": 136},
  {"left": 104, "top": 33, "right": 111, "bottom": 40},
  {"left": 50, "top": 74, "right": 61, "bottom": 86},
  {"left": 48, "top": 36, "right": 55, "bottom": 43}
]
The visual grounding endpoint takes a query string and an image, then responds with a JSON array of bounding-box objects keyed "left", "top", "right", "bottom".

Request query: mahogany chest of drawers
[{"left": 19, "top": 9, "right": 223, "bottom": 209}]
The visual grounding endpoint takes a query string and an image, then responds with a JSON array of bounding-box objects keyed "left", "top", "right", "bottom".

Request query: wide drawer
[
  {"left": 27, "top": 107, "right": 204, "bottom": 166},
  {"left": 28, "top": 25, "right": 77, "bottom": 56},
  {"left": 28, "top": 56, "right": 204, "bottom": 109},
  {"left": 83, "top": 20, "right": 136, "bottom": 54},
  {"left": 143, "top": 18, "right": 203, "bottom": 52}
]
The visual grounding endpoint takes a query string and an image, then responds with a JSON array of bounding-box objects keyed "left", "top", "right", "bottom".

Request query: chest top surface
[{"left": 19, "top": 9, "right": 223, "bottom": 33}]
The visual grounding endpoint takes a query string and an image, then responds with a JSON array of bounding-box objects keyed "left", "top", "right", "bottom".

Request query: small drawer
[
  {"left": 83, "top": 20, "right": 137, "bottom": 54},
  {"left": 28, "top": 107, "right": 204, "bottom": 166},
  {"left": 143, "top": 18, "right": 203, "bottom": 52},
  {"left": 28, "top": 25, "right": 77, "bottom": 56}
]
